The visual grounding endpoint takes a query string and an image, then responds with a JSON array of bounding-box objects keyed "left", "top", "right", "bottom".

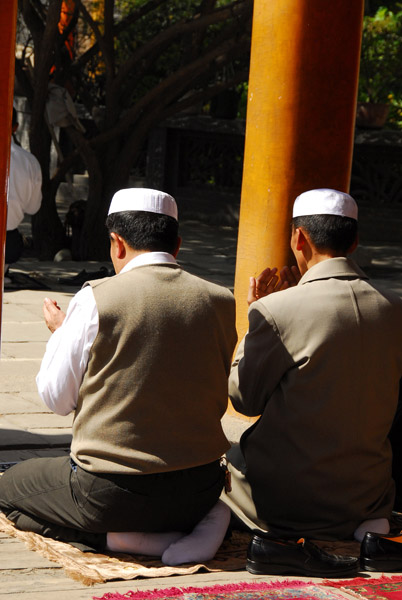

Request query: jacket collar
[{"left": 299, "top": 257, "right": 369, "bottom": 285}]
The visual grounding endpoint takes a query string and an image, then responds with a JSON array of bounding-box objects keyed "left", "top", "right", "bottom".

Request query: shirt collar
[
  {"left": 120, "top": 252, "right": 177, "bottom": 274},
  {"left": 299, "top": 256, "right": 368, "bottom": 285}
]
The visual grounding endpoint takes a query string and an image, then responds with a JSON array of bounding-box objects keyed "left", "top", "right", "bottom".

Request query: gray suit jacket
[{"left": 228, "top": 257, "right": 402, "bottom": 539}]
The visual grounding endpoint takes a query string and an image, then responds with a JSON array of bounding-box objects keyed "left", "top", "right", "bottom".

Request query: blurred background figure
[{"left": 5, "top": 108, "right": 42, "bottom": 284}]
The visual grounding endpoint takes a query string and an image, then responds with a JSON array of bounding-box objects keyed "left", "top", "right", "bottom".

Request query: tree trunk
[
  {"left": 32, "top": 185, "right": 66, "bottom": 260},
  {"left": 31, "top": 128, "right": 66, "bottom": 259},
  {"left": 80, "top": 178, "right": 113, "bottom": 260}
]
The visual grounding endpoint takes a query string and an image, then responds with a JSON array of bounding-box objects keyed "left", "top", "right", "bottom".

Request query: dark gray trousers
[
  {"left": 5, "top": 229, "right": 23, "bottom": 265},
  {"left": 0, "top": 456, "right": 224, "bottom": 551}
]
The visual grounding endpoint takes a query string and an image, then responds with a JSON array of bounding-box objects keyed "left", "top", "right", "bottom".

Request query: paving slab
[
  {"left": 0, "top": 391, "right": 49, "bottom": 412},
  {"left": 0, "top": 360, "right": 42, "bottom": 393},
  {"left": 3, "top": 288, "right": 73, "bottom": 311},
  {"left": 2, "top": 412, "right": 73, "bottom": 430},
  {"left": 1, "top": 341, "right": 47, "bottom": 359},
  {"left": 1, "top": 322, "right": 48, "bottom": 343},
  {"left": 0, "top": 394, "right": 47, "bottom": 414}
]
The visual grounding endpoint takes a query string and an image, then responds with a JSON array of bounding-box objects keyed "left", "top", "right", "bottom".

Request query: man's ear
[
  {"left": 172, "top": 236, "right": 182, "bottom": 258},
  {"left": 294, "top": 227, "right": 307, "bottom": 251},
  {"left": 110, "top": 233, "right": 126, "bottom": 259}
]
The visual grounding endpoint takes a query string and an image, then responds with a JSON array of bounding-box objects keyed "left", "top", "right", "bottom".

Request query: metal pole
[
  {"left": 234, "top": 0, "right": 364, "bottom": 341},
  {"left": 0, "top": 0, "right": 18, "bottom": 348}
]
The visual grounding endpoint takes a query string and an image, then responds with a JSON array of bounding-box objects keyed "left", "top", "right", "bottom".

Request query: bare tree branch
[
  {"left": 73, "top": 0, "right": 167, "bottom": 73},
  {"left": 20, "top": 0, "right": 45, "bottom": 51},
  {"left": 112, "top": 0, "right": 251, "bottom": 94},
  {"left": 74, "top": 0, "right": 111, "bottom": 72},
  {"left": 114, "top": 67, "right": 248, "bottom": 186},
  {"left": 30, "top": 0, "right": 63, "bottom": 155}
]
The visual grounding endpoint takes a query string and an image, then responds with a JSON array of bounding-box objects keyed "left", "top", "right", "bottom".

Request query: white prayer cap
[
  {"left": 108, "top": 188, "right": 178, "bottom": 221},
  {"left": 293, "top": 188, "right": 358, "bottom": 220}
]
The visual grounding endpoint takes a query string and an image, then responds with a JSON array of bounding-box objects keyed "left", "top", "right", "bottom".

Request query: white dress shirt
[
  {"left": 7, "top": 139, "right": 42, "bottom": 230},
  {"left": 36, "top": 252, "right": 177, "bottom": 416}
]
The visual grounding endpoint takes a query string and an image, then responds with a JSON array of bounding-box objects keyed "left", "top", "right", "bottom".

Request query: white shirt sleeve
[{"left": 36, "top": 286, "right": 99, "bottom": 415}]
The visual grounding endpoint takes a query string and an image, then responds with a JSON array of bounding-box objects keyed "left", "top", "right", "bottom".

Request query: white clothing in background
[{"left": 7, "top": 139, "right": 42, "bottom": 231}]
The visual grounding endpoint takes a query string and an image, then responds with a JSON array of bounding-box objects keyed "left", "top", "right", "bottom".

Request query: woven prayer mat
[
  {"left": 0, "top": 513, "right": 250, "bottom": 586},
  {"left": 0, "top": 511, "right": 365, "bottom": 587},
  {"left": 324, "top": 575, "right": 402, "bottom": 599},
  {"left": 92, "top": 580, "right": 354, "bottom": 600}
]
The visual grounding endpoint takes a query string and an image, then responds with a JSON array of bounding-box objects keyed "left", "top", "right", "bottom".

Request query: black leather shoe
[
  {"left": 246, "top": 535, "right": 359, "bottom": 577},
  {"left": 361, "top": 531, "right": 402, "bottom": 572},
  {"left": 392, "top": 511, "right": 402, "bottom": 528}
]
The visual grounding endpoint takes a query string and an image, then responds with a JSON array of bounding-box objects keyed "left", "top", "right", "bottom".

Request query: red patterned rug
[
  {"left": 93, "top": 576, "right": 402, "bottom": 600},
  {"left": 324, "top": 575, "right": 402, "bottom": 599},
  {"left": 93, "top": 580, "right": 353, "bottom": 600}
]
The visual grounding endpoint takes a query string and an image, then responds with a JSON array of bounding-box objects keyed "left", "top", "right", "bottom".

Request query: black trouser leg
[
  {"left": 0, "top": 456, "right": 105, "bottom": 550},
  {"left": 5, "top": 229, "right": 23, "bottom": 265}
]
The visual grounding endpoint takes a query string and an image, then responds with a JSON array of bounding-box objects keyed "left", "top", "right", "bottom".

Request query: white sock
[
  {"left": 106, "top": 531, "right": 183, "bottom": 555},
  {"left": 354, "top": 518, "right": 390, "bottom": 542},
  {"left": 162, "top": 500, "right": 231, "bottom": 566}
]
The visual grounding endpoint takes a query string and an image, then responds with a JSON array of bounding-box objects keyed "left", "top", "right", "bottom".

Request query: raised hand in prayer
[
  {"left": 247, "top": 265, "right": 301, "bottom": 305},
  {"left": 43, "top": 297, "right": 66, "bottom": 333},
  {"left": 279, "top": 265, "right": 301, "bottom": 288}
]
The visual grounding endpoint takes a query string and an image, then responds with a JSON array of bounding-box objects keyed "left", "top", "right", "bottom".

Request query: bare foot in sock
[
  {"left": 106, "top": 531, "right": 183, "bottom": 555},
  {"left": 354, "top": 518, "right": 390, "bottom": 542},
  {"left": 162, "top": 500, "right": 231, "bottom": 566}
]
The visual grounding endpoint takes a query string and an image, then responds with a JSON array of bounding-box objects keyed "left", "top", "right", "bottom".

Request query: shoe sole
[
  {"left": 246, "top": 559, "right": 358, "bottom": 578},
  {"left": 361, "top": 557, "right": 402, "bottom": 572}
]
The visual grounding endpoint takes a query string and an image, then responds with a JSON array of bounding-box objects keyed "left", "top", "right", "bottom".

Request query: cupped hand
[
  {"left": 278, "top": 265, "right": 301, "bottom": 289},
  {"left": 247, "top": 265, "right": 301, "bottom": 305},
  {"left": 248, "top": 267, "right": 278, "bottom": 305},
  {"left": 43, "top": 297, "right": 66, "bottom": 333}
]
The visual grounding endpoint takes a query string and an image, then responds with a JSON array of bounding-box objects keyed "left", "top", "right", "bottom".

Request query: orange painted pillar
[
  {"left": 234, "top": 0, "right": 364, "bottom": 341},
  {"left": 0, "top": 0, "right": 18, "bottom": 345}
]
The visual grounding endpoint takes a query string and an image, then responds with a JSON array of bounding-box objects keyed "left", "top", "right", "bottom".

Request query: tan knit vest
[{"left": 70, "top": 264, "right": 237, "bottom": 474}]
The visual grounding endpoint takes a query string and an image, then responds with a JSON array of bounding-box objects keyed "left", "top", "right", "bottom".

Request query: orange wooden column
[
  {"left": 234, "top": 0, "right": 364, "bottom": 341},
  {"left": 0, "top": 0, "right": 18, "bottom": 345}
]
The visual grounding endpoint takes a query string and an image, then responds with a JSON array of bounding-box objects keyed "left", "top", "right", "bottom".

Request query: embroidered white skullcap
[
  {"left": 293, "top": 188, "right": 358, "bottom": 220},
  {"left": 108, "top": 188, "right": 178, "bottom": 221}
]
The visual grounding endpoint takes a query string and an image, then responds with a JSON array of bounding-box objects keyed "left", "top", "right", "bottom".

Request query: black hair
[
  {"left": 291, "top": 214, "right": 358, "bottom": 254},
  {"left": 12, "top": 108, "right": 17, "bottom": 127},
  {"left": 106, "top": 210, "right": 179, "bottom": 254}
]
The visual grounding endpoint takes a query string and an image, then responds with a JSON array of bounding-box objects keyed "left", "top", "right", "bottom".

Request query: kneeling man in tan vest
[{"left": 0, "top": 188, "right": 237, "bottom": 565}]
